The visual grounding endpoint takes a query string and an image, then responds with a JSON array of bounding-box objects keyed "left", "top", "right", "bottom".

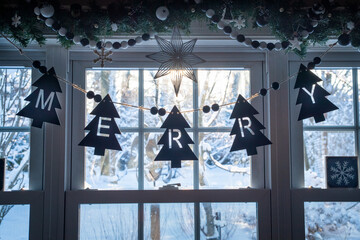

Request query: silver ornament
[
  {"left": 217, "top": 21, "right": 225, "bottom": 29},
  {"left": 58, "top": 27, "right": 67, "bottom": 36},
  {"left": 73, "top": 36, "right": 81, "bottom": 44},
  {"left": 45, "top": 18, "right": 54, "bottom": 27},
  {"left": 34, "top": 7, "right": 40, "bottom": 16},
  {"left": 105, "top": 41, "right": 113, "bottom": 50},
  {"left": 121, "top": 41, "right": 128, "bottom": 49},
  {"left": 259, "top": 42, "right": 267, "bottom": 50},
  {"left": 156, "top": 6, "right": 169, "bottom": 21},
  {"left": 230, "top": 31, "right": 238, "bottom": 39},
  {"left": 206, "top": 9, "right": 215, "bottom": 18},
  {"left": 40, "top": 4, "right": 55, "bottom": 18},
  {"left": 244, "top": 38, "right": 252, "bottom": 46},
  {"left": 89, "top": 40, "right": 96, "bottom": 48},
  {"left": 275, "top": 42, "right": 282, "bottom": 51},
  {"left": 135, "top": 36, "right": 143, "bottom": 44},
  {"left": 301, "top": 30, "right": 309, "bottom": 39}
]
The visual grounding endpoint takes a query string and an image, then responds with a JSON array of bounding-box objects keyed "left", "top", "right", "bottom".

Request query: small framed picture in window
[{"left": 326, "top": 156, "right": 358, "bottom": 188}]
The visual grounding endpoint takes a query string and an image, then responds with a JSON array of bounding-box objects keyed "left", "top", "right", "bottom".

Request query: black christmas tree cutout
[
  {"left": 155, "top": 106, "right": 198, "bottom": 168},
  {"left": 295, "top": 64, "right": 338, "bottom": 123},
  {"left": 79, "top": 94, "right": 122, "bottom": 156},
  {"left": 230, "top": 94, "right": 272, "bottom": 156},
  {"left": 17, "top": 67, "right": 62, "bottom": 128}
]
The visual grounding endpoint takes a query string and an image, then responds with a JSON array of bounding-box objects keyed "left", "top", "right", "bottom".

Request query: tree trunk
[
  {"left": 150, "top": 204, "right": 160, "bottom": 240},
  {"left": 202, "top": 202, "right": 215, "bottom": 238}
]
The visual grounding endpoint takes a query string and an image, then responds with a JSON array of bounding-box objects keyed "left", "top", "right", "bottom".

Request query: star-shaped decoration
[
  {"left": 233, "top": 16, "right": 246, "bottom": 29},
  {"left": 289, "top": 38, "right": 302, "bottom": 51},
  {"left": 11, "top": 14, "right": 21, "bottom": 28},
  {"left": 93, "top": 47, "right": 113, "bottom": 68},
  {"left": 146, "top": 27, "right": 205, "bottom": 96}
]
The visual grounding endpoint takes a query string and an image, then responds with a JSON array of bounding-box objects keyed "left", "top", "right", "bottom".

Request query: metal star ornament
[
  {"left": 146, "top": 27, "right": 205, "bottom": 96},
  {"left": 93, "top": 47, "right": 113, "bottom": 68},
  {"left": 11, "top": 14, "right": 21, "bottom": 28},
  {"left": 289, "top": 38, "right": 302, "bottom": 51}
]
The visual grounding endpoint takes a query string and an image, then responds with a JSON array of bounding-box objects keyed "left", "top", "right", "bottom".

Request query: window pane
[
  {"left": 144, "top": 203, "right": 194, "bottom": 240},
  {"left": 0, "top": 132, "right": 30, "bottom": 191},
  {"left": 0, "top": 204, "right": 30, "bottom": 240},
  {"left": 303, "top": 68, "right": 353, "bottom": 126},
  {"left": 199, "top": 132, "right": 251, "bottom": 189},
  {"left": 0, "top": 68, "right": 32, "bottom": 127},
  {"left": 80, "top": 204, "right": 138, "bottom": 240},
  {"left": 200, "top": 202, "right": 257, "bottom": 240},
  {"left": 198, "top": 69, "right": 250, "bottom": 127},
  {"left": 305, "top": 202, "right": 360, "bottom": 240},
  {"left": 303, "top": 131, "right": 355, "bottom": 188},
  {"left": 85, "top": 133, "right": 138, "bottom": 190},
  {"left": 86, "top": 69, "right": 139, "bottom": 127},
  {"left": 144, "top": 132, "right": 194, "bottom": 189},
  {"left": 144, "top": 70, "right": 193, "bottom": 128}
]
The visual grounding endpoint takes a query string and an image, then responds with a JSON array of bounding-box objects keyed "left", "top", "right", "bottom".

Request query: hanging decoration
[
  {"left": 17, "top": 67, "right": 62, "bottom": 128},
  {"left": 79, "top": 94, "right": 122, "bottom": 156},
  {"left": 156, "top": 6, "right": 169, "bottom": 21},
  {"left": 11, "top": 13, "right": 21, "bottom": 28},
  {"left": 93, "top": 47, "right": 113, "bottom": 68},
  {"left": 155, "top": 106, "right": 198, "bottom": 168},
  {"left": 326, "top": 156, "right": 358, "bottom": 188},
  {"left": 146, "top": 27, "right": 205, "bottom": 96},
  {"left": 230, "top": 94, "right": 272, "bottom": 156},
  {"left": 294, "top": 64, "right": 338, "bottom": 123}
]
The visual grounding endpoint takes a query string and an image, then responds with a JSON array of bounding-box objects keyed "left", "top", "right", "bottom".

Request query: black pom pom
[
  {"left": 307, "top": 62, "right": 315, "bottom": 70},
  {"left": 80, "top": 38, "right": 89, "bottom": 46},
  {"left": 32, "top": 61, "right": 41, "bottom": 69},
  {"left": 65, "top": 32, "right": 74, "bottom": 40},
  {"left": 39, "top": 66, "right": 47, "bottom": 74},
  {"left": 223, "top": 26, "right": 232, "bottom": 34},
  {"left": 267, "top": 43, "right": 275, "bottom": 51},
  {"left": 52, "top": 22, "right": 61, "bottom": 31},
  {"left": 211, "top": 14, "right": 221, "bottom": 24},
  {"left": 271, "top": 82, "right": 280, "bottom": 90},
  {"left": 260, "top": 88, "right": 267, "bottom": 96},
  {"left": 338, "top": 33, "right": 351, "bottom": 46},
  {"left": 256, "top": 15, "right": 268, "bottom": 27},
  {"left": 251, "top": 41, "right": 260, "bottom": 48},
  {"left": 281, "top": 41, "right": 290, "bottom": 49},
  {"left": 203, "top": 105, "right": 210, "bottom": 113},
  {"left": 86, "top": 91, "right": 95, "bottom": 99},
  {"left": 94, "top": 94, "right": 102, "bottom": 102},
  {"left": 112, "top": 42, "right": 121, "bottom": 49},
  {"left": 96, "top": 41, "right": 103, "bottom": 49},
  {"left": 150, "top": 107, "right": 158, "bottom": 115},
  {"left": 158, "top": 108, "right": 166, "bottom": 116},
  {"left": 313, "top": 57, "right": 321, "bottom": 65},
  {"left": 236, "top": 34, "right": 245, "bottom": 43},
  {"left": 128, "top": 39, "right": 136, "bottom": 47},
  {"left": 211, "top": 103, "right": 219, "bottom": 111},
  {"left": 142, "top": 33, "right": 150, "bottom": 41}
]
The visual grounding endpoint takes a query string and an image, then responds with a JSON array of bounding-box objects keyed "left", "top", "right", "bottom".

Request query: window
[
  {"left": 290, "top": 57, "right": 360, "bottom": 240},
  {"left": 67, "top": 56, "right": 270, "bottom": 239}
]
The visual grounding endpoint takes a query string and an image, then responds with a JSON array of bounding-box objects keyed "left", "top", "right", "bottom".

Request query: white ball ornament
[
  {"left": 105, "top": 41, "right": 113, "bottom": 50},
  {"left": 40, "top": 4, "right": 55, "bottom": 18},
  {"left": 259, "top": 41, "right": 267, "bottom": 50},
  {"left": 73, "top": 36, "right": 81, "bottom": 44},
  {"left": 156, "top": 6, "right": 169, "bottom": 21},
  {"left": 34, "top": 7, "right": 41, "bottom": 16},
  {"left": 301, "top": 30, "right": 309, "bottom": 39},
  {"left": 275, "top": 42, "right": 282, "bottom": 51},
  {"left": 206, "top": 9, "right": 215, "bottom": 18},
  {"left": 217, "top": 21, "right": 225, "bottom": 30},
  {"left": 135, "top": 36, "right": 143, "bottom": 44},
  {"left": 45, "top": 18, "right": 54, "bottom": 27},
  {"left": 58, "top": 27, "right": 67, "bottom": 36},
  {"left": 244, "top": 38, "right": 252, "bottom": 46},
  {"left": 121, "top": 41, "right": 128, "bottom": 49},
  {"left": 89, "top": 40, "right": 96, "bottom": 48}
]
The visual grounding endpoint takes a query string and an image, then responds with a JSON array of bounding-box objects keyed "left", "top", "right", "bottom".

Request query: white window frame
[
  {"left": 289, "top": 52, "right": 360, "bottom": 240},
  {"left": 65, "top": 51, "right": 272, "bottom": 239}
]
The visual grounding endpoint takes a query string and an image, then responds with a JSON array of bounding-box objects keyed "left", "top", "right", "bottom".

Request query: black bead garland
[
  {"left": 338, "top": 33, "right": 351, "bottom": 46},
  {"left": 223, "top": 26, "right": 232, "bottom": 34},
  {"left": 39, "top": 66, "right": 47, "bottom": 74},
  {"left": 271, "top": 82, "right": 280, "bottom": 90},
  {"left": 211, "top": 104, "right": 219, "bottom": 111},
  {"left": 313, "top": 57, "right": 321, "bottom": 65},
  {"left": 202, "top": 105, "right": 210, "bottom": 113},
  {"left": 211, "top": 15, "right": 221, "bottom": 24},
  {"left": 65, "top": 32, "right": 74, "bottom": 40},
  {"left": 307, "top": 62, "right": 315, "bottom": 70},
  {"left": 150, "top": 107, "right": 158, "bottom": 115},
  {"left": 142, "top": 33, "right": 150, "bottom": 41},
  {"left": 281, "top": 41, "right": 290, "bottom": 49},
  {"left": 96, "top": 41, "right": 103, "bottom": 49},
  {"left": 260, "top": 88, "right": 267, "bottom": 96},
  {"left": 251, "top": 41, "right": 260, "bottom": 48},
  {"left": 86, "top": 91, "right": 95, "bottom": 99},
  {"left": 32, "top": 61, "right": 41, "bottom": 69},
  {"left": 236, "top": 34, "right": 245, "bottom": 43},
  {"left": 52, "top": 22, "right": 61, "bottom": 31},
  {"left": 267, "top": 43, "right": 275, "bottom": 51},
  {"left": 158, "top": 108, "right": 166, "bottom": 116},
  {"left": 113, "top": 42, "right": 121, "bottom": 49},
  {"left": 80, "top": 38, "right": 89, "bottom": 46},
  {"left": 128, "top": 39, "right": 136, "bottom": 47},
  {"left": 94, "top": 94, "right": 102, "bottom": 103}
]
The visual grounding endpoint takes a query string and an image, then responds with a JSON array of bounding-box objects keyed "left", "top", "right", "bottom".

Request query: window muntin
[
  {"left": 84, "top": 68, "right": 253, "bottom": 190},
  {"left": 0, "top": 67, "right": 32, "bottom": 191}
]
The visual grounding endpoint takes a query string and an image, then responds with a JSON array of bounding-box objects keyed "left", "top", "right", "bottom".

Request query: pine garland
[{"left": 0, "top": 0, "right": 359, "bottom": 55}]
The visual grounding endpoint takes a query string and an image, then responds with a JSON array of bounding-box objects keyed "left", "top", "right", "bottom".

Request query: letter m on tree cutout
[
  {"left": 17, "top": 67, "right": 62, "bottom": 128},
  {"left": 295, "top": 64, "right": 338, "bottom": 123}
]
